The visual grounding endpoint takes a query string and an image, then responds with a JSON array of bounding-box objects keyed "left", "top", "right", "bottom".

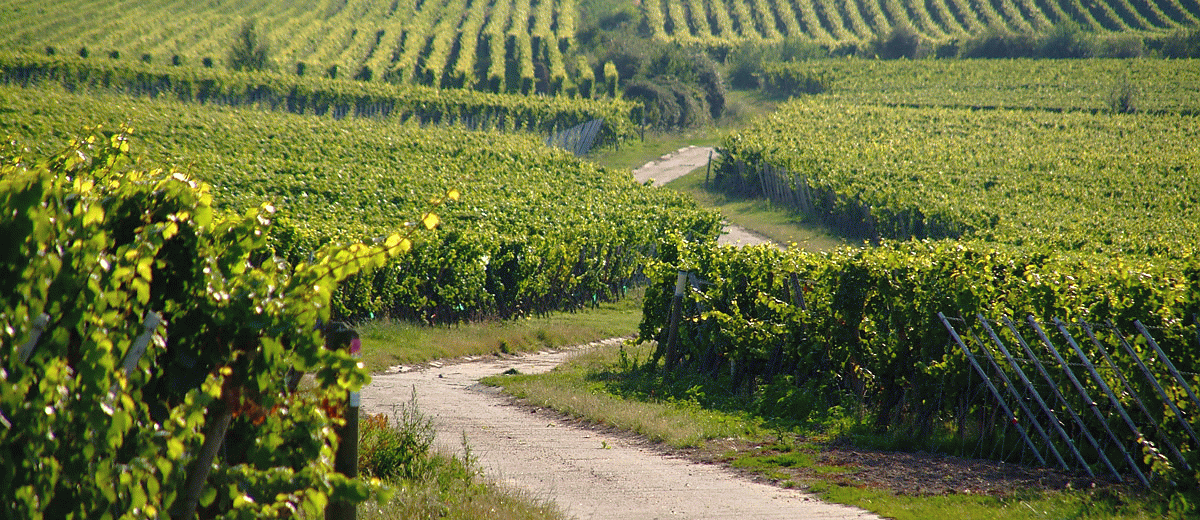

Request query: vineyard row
[
  {"left": 640, "top": 0, "right": 1200, "bottom": 45},
  {"left": 0, "top": 51, "right": 639, "bottom": 146}
]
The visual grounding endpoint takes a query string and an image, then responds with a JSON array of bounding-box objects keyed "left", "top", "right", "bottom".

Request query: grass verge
[
  {"left": 359, "top": 392, "right": 568, "bottom": 520},
  {"left": 663, "top": 167, "right": 848, "bottom": 252},
  {"left": 484, "top": 342, "right": 1174, "bottom": 520},
  {"left": 354, "top": 290, "right": 644, "bottom": 373}
]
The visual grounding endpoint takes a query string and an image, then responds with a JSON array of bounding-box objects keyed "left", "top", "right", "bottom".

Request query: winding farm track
[
  {"left": 361, "top": 340, "right": 880, "bottom": 519},
  {"left": 360, "top": 149, "right": 876, "bottom": 518},
  {"left": 632, "top": 146, "right": 775, "bottom": 248}
]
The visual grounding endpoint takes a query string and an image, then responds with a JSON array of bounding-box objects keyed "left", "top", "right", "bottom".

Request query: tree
[{"left": 229, "top": 19, "right": 272, "bottom": 72}]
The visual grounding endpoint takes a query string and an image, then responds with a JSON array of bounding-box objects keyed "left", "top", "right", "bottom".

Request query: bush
[
  {"left": 759, "top": 63, "right": 830, "bottom": 97},
  {"left": 1159, "top": 27, "right": 1200, "bottom": 58},
  {"left": 726, "top": 38, "right": 831, "bottom": 89},
  {"left": 868, "top": 25, "right": 925, "bottom": 59},
  {"left": 958, "top": 29, "right": 1035, "bottom": 58},
  {"left": 1097, "top": 34, "right": 1145, "bottom": 58},
  {"left": 1036, "top": 22, "right": 1096, "bottom": 58},
  {"left": 1107, "top": 79, "right": 1139, "bottom": 114},
  {"left": 359, "top": 392, "right": 436, "bottom": 480},
  {"left": 228, "top": 19, "right": 272, "bottom": 71}
]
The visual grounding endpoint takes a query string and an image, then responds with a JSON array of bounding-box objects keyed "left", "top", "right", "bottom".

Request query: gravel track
[
  {"left": 632, "top": 146, "right": 776, "bottom": 248},
  {"left": 361, "top": 342, "right": 880, "bottom": 519},
  {"left": 359, "top": 149, "right": 876, "bottom": 518}
]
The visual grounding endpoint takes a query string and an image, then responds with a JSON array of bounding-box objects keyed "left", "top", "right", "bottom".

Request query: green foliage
[
  {"left": 867, "top": 25, "right": 927, "bottom": 59},
  {"left": 638, "top": 238, "right": 1200, "bottom": 467},
  {"left": 725, "top": 38, "right": 832, "bottom": 89},
  {"left": 227, "top": 19, "right": 271, "bottom": 72},
  {"left": 802, "top": 58, "right": 1200, "bottom": 114},
  {"left": 758, "top": 63, "right": 830, "bottom": 97},
  {"left": 0, "top": 84, "right": 721, "bottom": 322},
  {"left": 1157, "top": 27, "right": 1200, "bottom": 58},
  {"left": 0, "top": 50, "right": 639, "bottom": 147},
  {"left": 359, "top": 394, "right": 436, "bottom": 480},
  {"left": 0, "top": 128, "right": 421, "bottom": 518},
  {"left": 714, "top": 99, "right": 1200, "bottom": 256}
]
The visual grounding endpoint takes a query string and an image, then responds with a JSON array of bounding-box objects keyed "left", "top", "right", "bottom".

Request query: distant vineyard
[
  {"left": 810, "top": 58, "right": 1200, "bottom": 113},
  {"left": 639, "top": 0, "right": 1200, "bottom": 45},
  {"left": 0, "top": 84, "right": 720, "bottom": 322},
  {"left": 0, "top": 51, "right": 638, "bottom": 145},
  {"left": 0, "top": 0, "right": 589, "bottom": 96},
  {"left": 715, "top": 99, "right": 1200, "bottom": 257}
]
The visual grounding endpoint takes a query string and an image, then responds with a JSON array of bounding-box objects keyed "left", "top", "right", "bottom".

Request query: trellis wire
[{"left": 941, "top": 314, "right": 1199, "bottom": 486}]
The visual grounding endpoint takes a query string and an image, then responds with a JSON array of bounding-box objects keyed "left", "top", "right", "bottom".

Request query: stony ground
[{"left": 361, "top": 343, "right": 882, "bottom": 520}]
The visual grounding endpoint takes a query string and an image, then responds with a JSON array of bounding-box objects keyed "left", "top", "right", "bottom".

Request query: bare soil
[
  {"left": 362, "top": 343, "right": 882, "bottom": 520},
  {"left": 670, "top": 438, "right": 1123, "bottom": 498}
]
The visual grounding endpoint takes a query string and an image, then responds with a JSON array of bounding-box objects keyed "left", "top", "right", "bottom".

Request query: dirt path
[
  {"left": 632, "top": 146, "right": 776, "bottom": 248},
  {"left": 361, "top": 148, "right": 878, "bottom": 519},
  {"left": 362, "top": 341, "right": 880, "bottom": 520}
]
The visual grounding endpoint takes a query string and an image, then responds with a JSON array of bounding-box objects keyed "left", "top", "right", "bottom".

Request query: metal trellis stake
[
  {"left": 1080, "top": 321, "right": 1190, "bottom": 473},
  {"left": 984, "top": 318, "right": 1083, "bottom": 470},
  {"left": 976, "top": 317, "right": 1064, "bottom": 469},
  {"left": 970, "top": 329, "right": 1049, "bottom": 466},
  {"left": 1134, "top": 320, "right": 1200, "bottom": 420},
  {"left": 1026, "top": 317, "right": 1124, "bottom": 482},
  {"left": 938, "top": 313, "right": 1044, "bottom": 462},
  {"left": 1052, "top": 319, "right": 1149, "bottom": 487},
  {"left": 1002, "top": 316, "right": 1097, "bottom": 477},
  {"left": 1111, "top": 320, "right": 1200, "bottom": 448}
]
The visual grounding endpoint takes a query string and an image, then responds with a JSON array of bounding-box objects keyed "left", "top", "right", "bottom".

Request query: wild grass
[
  {"left": 662, "top": 168, "right": 848, "bottom": 252},
  {"left": 358, "top": 391, "right": 567, "bottom": 520},
  {"left": 484, "top": 343, "right": 759, "bottom": 448},
  {"left": 485, "top": 341, "right": 1175, "bottom": 520},
  {"left": 353, "top": 289, "right": 643, "bottom": 373}
]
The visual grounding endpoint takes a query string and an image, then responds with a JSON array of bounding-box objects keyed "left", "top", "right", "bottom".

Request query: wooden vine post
[{"left": 327, "top": 324, "right": 362, "bottom": 520}]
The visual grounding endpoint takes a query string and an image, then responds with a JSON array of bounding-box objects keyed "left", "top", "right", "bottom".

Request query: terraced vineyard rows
[
  {"left": 800, "top": 58, "right": 1200, "bottom": 113},
  {"left": 0, "top": 84, "right": 719, "bottom": 321},
  {"left": 716, "top": 98, "right": 1200, "bottom": 257},
  {"left": 641, "top": 0, "right": 1200, "bottom": 45},
  {"left": 0, "top": 51, "right": 638, "bottom": 144},
  {"left": 0, "top": 0, "right": 583, "bottom": 96}
]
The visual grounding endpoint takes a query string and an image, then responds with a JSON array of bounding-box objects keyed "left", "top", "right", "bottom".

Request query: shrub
[
  {"left": 726, "top": 38, "right": 831, "bottom": 89},
  {"left": 1107, "top": 79, "right": 1139, "bottom": 114},
  {"left": 958, "top": 29, "right": 1035, "bottom": 58},
  {"left": 1097, "top": 34, "right": 1145, "bottom": 58},
  {"left": 1036, "top": 22, "right": 1096, "bottom": 58},
  {"left": 1159, "top": 27, "right": 1200, "bottom": 58},
  {"left": 869, "top": 25, "right": 925, "bottom": 59},
  {"left": 228, "top": 19, "right": 272, "bottom": 71},
  {"left": 359, "top": 392, "right": 436, "bottom": 480},
  {"left": 759, "top": 63, "right": 830, "bottom": 97}
]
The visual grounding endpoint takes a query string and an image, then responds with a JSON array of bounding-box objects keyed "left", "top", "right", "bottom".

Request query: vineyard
[
  {"left": 714, "top": 98, "right": 1200, "bottom": 256},
  {"left": 0, "top": 84, "right": 720, "bottom": 322},
  {"left": 637, "top": 0, "right": 1199, "bottom": 46},
  {"left": 0, "top": 50, "right": 639, "bottom": 146},
  {"left": 809, "top": 58, "right": 1200, "bottom": 113},
  {"left": 0, "top": 0, "right": 588, "bottom": 96},
  {"left": 5, "top": 0, "right": 1200, "bottom": 515}
]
